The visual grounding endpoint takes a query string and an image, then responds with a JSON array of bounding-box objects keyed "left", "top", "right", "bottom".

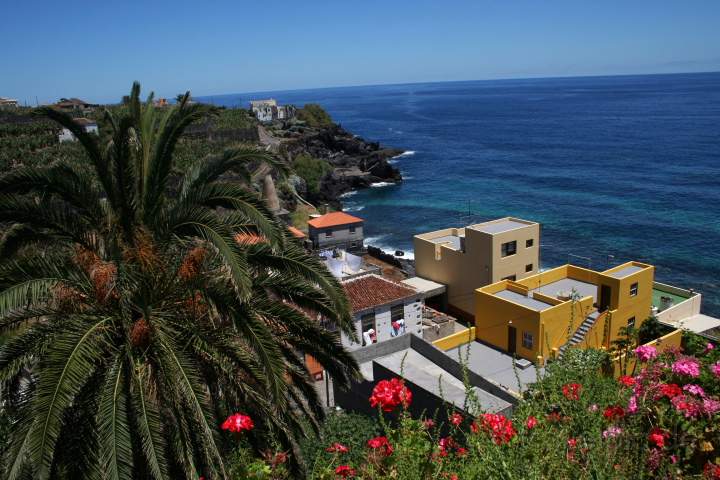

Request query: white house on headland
[
  {"left": 249, "top": 99, "right": 296, "bottom": 123},
  {"left": 0, "top": 97, "right": 19, "bottom": 110},
  {"left": 340, "top": 274, "right": 423, "bottom": 349},
  {"left": 58, "top": 118, "right": 98, "bottom": 143}
]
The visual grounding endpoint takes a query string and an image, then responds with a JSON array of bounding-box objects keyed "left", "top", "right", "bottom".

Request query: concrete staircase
[{"left": 558, "top": 312, "right": 601, "bottom": 358}]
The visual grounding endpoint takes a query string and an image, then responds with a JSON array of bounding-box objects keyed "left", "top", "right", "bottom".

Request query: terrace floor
[
  {"left": 652, "top": 287, "right": 690, "bottom": 311},
  {"left": 445, "top": 341, "right": 541, "bottom": 394},
  {"left": 530, "top": 277, "right": 598, "bottom": 304}
]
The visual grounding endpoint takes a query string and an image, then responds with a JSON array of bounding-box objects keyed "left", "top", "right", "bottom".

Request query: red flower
[
  {"left": 603, "top": 405, "right": 625, "bottom": 421},
  {"left": 470, "top": 421, "right": 479, "bottom": 434},
  {"left": 546, "top": 411, "right": 563, "bottom": 424},
  {"left": 450, "top": 413, "right": 463, "bottom": 426},
  {"left": 221, "top": 413, "right": 254, "bottom": 433},
  {"left": 704, "top": 462, "right": 720, "bottom": 479},
  {"left": 423, "top": 418, "right": 436, "bottom": 429},
  {"left": 438, "top": 436, "right": 457, "bottom": 457},
  {"left": 367, "top": 436, "right": 394, "bottom": 456},
  {"left": 525, "top": 416, "right": 538, "bottom": 430},
  {"left": 456, "top": 447, "right": 468, "bottom": 457},
  {"left": 659, "top": 383, "right": 682, "bottom": 399},
  {"left": 369, "top": 378, "right": 413, "bottom": 412},
  {"left": 567, "top": 438, "right": 578, "bottom": 449},
  {"left": 648, "top": 428, "right": 669, "bottom": 449},
  {"left": 326, "top": 442, "right": 349, "bottom": 454},
  {"left": 335, "top": 465, "right": 356, "bottom": 477},
  {"left": 478, "top": 413, "right": 517, "bottom": 445},
  {"left": 562, "top": 383, "right": 582, "bottom": 401},
  {"left": 618, "top": 375, "right": 636, "bottom": 387}
]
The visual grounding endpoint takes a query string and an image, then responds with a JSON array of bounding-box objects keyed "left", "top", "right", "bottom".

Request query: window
[
  {"left": 630, "top": 282, "right": 638, "bottom": 297},
  {"left": 324, "top": 230, "right": 333, "bottom": 238},
  {"left": 526, "top": 239, "right": 534, "bottom": 248},
  {"left": 502, "top": 274, "right": 516, "bottom": 281},
  {"left": 361, "top": 313, "right": 376, "bottom": 346},
  {"left": 350, "top": 242, "right": 357, "bottom": 248},
  {"left": 627, "top": 316, "right": 636, "bottom": 329},
  {"left": 391, "top": 304, "right": 404, "bottom": 322},
  {"left": 522, "top": 331, "right": 533, "bottom": 349},
  {"left": 525, "top": 263, "right": 533, "bottom": 272},
  {"left": 349, "top": 225, "right": 356, "bottom": 234},
  {"left": 501, "top": 241, "right": 517, "bottom": 257}
]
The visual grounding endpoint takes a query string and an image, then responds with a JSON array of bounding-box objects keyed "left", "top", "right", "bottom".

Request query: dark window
[
  {"left": 349, "top": 225, "right": 356, "bottom": 233},
  {"left": 325, "top": 230, "right": 333, "bottom": 237},
  {"left": 525, "top": 263, "right": 533, "bottom": 272},
  {"left": 502, "top": 274, "right": 516, "bottom": 281},
  {"left": 630, "top": 282, "right": 638, "bottom": 297},
  {"left": 391, "top": 304, "right": 404, "bottom": 322},
  {"left": 522, "top": 331, "right": 533, "bottom": 349},
  {"left": 627, "top": 316, "right": 636, "bottom": 329},
  {"left": 350, "top": 242, "right": 357, "bottom": 248},
  {"left": 526, "top": 239, "right": 534, "bottom": 248},
  {"left": 501, "top": 241, "right": 517, "bottom": 257}
]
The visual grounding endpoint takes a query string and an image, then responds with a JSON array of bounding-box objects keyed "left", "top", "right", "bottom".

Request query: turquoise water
[{"left": 204, "top": 72, "right": 720, "bottom": 315}]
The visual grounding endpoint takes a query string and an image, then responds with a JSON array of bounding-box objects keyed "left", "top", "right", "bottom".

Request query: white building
[
  {"left": 58, "top": 118, "right": 98, "bottom": 142},
  {"left": 0, "top": 97, "right": 19, "bottom": 110},
  {"left": 341, "top": 274, "right": 423, "bottom": 349},
  {"left": 250, "top": 98, "right": 296, "bottom": 123}
]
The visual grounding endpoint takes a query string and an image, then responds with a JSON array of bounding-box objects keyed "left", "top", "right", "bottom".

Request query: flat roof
[
  {"left": 606, "top": 264, "right": 645, "bottom": 278},
  {"left": 471, "top": 218, "right": 533, "bottom": 235},
  {"left": 428, "top": 234, "right": 462, "bottom": 250},
  {"left": 446, "top": 341, "right": 541, "bottom": 393},
  {"left": 371, "top": 349, "right": 511, "bottom": 413},
  {"left": 494, "top": 289, "right": 553, "bottom": 311},
  {"left": 401, "top": 277, "right": 446, "bottom": 297},
  {"left": 530, "top": 277, "right": 598, "bottom": 304},
  {"left": 661, "top": 313, "right": 720, "bottom": 334}
]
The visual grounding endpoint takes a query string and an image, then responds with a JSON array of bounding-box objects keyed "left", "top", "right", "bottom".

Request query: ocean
[{"left": 203, "top": 72, "right": 720, "bottom": 316}]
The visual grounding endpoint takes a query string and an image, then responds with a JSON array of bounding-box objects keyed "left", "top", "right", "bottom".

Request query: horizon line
[{"left": 193, "top": 69, "right": 720, "bottom": 102}]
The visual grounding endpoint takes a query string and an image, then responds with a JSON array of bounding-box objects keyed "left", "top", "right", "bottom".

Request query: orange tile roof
[
  {"left": 307, "top": 211, "right": 363, "bottom": 229},
  {"left": 287, "top": 226, "right": 306, "bottom": 239},
  {"left": 343, "top": 274, "right": 416, "bottom": 313}
]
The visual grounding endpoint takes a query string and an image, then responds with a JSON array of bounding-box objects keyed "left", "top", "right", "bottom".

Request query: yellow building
[
  {"left": 474, "top": 261, "right": 655, "bottom": 362},
  {"left": 414, "top": 218, "right": 540, "bottom": 321}
]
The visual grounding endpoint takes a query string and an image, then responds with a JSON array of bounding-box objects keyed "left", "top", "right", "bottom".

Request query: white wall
[{"left": 340, "top": 296, "right": 423, "bottom": 349}]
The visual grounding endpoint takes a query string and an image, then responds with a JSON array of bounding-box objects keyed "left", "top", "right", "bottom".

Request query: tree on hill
[
  {"left": 296, "top": 104, "right": 333, "bottom": 128},
  {"left": 0, "top": 82, "right": 358, "bottom": 479}
]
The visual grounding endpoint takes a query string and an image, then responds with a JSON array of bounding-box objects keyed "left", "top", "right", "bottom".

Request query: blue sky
[{"left": 2, "top": 0, "right": 719, "bottom": 104}]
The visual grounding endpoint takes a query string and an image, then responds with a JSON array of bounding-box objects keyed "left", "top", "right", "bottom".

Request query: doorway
[{"left": 508, "top": 326, "right": 517, "bottom": 354}]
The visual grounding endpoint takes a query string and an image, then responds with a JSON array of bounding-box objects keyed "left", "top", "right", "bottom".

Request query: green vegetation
[
  {"left": 0, "top": 83, "right": 358, "bottom": 479},
  {"left": 296, "top": 104, "right": 333, "bottom": 128},
  {"left": 292, "top": 154, "right": 332, "bottom": 194}
]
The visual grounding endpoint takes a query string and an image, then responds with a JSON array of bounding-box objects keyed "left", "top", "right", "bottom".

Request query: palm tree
[{"left": 0, "top": 83, "right": 359, "bottom": 479}]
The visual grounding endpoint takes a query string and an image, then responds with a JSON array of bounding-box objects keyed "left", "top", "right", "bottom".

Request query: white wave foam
[
  {"left": 342, "top": 205, "right": 365, "bottom": 212},
  {"left": 339, "top": 190, "right": 357, "bottom": 198},
  {"left": 370, "top": 182, "right": 395, "bottom": 188},
  {"left": 391, "top": 150, "right": 416, "bottom": 159}
]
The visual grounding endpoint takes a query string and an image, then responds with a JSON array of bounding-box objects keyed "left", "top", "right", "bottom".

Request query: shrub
[
  {"left": 292, "top": 154, "right": 332, "bottom": 194},
  {"left": 297, "top": 104, "right": 333, "bottom": 128}
]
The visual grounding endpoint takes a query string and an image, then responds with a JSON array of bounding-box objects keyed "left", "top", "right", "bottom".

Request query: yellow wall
[
  {"left": 598, "top": 263, "right": 654, "bottom": 347},
  {"left": 475, "top": 287, "right": 540, "bottom": 361},
  {"left": 610, "top": 329, "right": 682, "bottom": 376},
  {"left": 539, "top": 295, "right": 595, "bottom": 358},
  {"left": 432, "top": 326, "right": 476, "bottom": 351}
]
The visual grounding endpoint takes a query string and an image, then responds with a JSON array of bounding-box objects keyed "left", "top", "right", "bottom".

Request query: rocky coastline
[{"left": 280, "top": 123, "right": 404, "bottom": 209}]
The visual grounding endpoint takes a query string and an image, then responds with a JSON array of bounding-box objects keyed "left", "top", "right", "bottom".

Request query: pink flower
[
  {"left": 634, "top": 345, "right": 658, "bottom": 362},
  {"left": 525, "top": 416, "right": 538, "bottom": 430},
  {"left": 711, "top": 362, "right": 720, "bottom": 378},
  {"left": 672, "top": 395, "right": 703, "bottom": 418},
  {"left": 704, "top": 342, "right": 715, "bottom": 354},
  {"left": 588, "top": 404, "right": 599, "bottom": 412},
  {"left": 703, "top": 398, "right": 720, "bottom": 416},
  {"left": 671, "top": 357, "right": 701, "bottom": 377},
  {"left": 367, "top": 436, "right": 393, "bottom": 456},
  {"left": 423, "top": 418, "right": 435, "bottom": 429},
  {"left": 627, "top": 394, "right": 638, "bottom": 414},
  {"left": 602, "top": 426, "right": 623, "bottom": 439},
  {"left": 369, "top": 378, "right": 413, "bottom": 412},
  {"left": 683, "top": 384, "right": 706, "bottom": 397},
  {"left": 449, "top": 413, "right": 463, "bottom": 426},
  {"left": 326, "top": 442, "right": 349, "bottom": 454},
  {"left": 221, "top": 413, "right": 254, "bottom": 433}
]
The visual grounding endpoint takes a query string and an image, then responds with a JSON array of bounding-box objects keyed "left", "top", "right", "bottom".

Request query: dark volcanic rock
[{"left": 282, "top": 123, "right": 404, "bottom": 207}]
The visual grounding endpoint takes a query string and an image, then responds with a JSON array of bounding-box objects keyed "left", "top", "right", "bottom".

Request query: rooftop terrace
[
  {"left": 530, "top": 277, "right": 598, "bottom": 304},
  {"left": 606, "top": 264, "right": 645, "bottom": 278},
  {"left": 494, "top": 289, "right": 553, "bottom": 311},
  {"left": 470, "top": 218, "right": 534, "bottom": 235}
]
